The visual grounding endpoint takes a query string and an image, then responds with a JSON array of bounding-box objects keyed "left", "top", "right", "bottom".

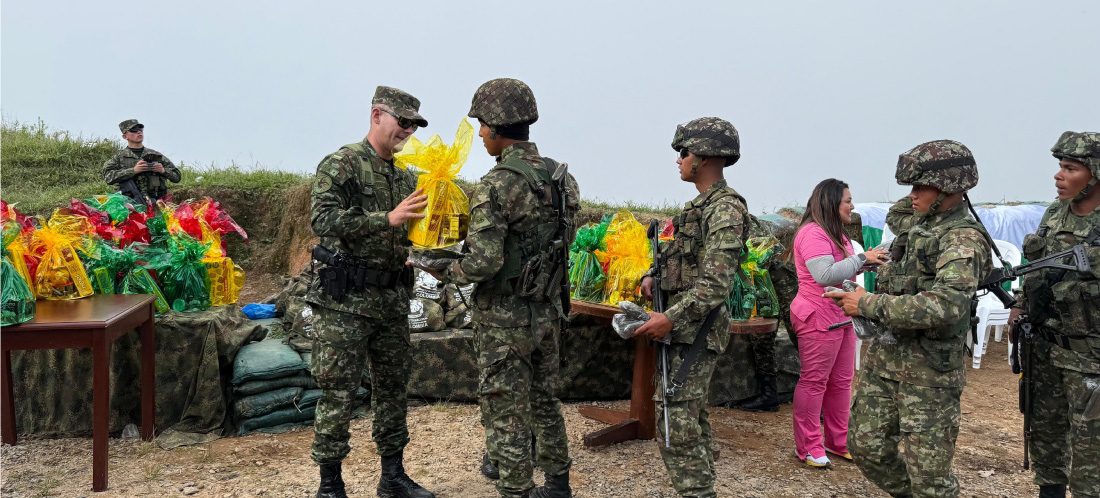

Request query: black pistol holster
[{"left": 312, "top": 245, "right": 412, "bottom": 301}]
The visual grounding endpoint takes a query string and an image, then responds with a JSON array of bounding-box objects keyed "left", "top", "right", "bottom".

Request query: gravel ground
[{"left": 1, "top": 344, "right": 1035, "bottom": 497}]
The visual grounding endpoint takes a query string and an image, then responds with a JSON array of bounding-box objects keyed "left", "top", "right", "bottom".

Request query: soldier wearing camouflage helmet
[
  {"left": 1011, "top": 131, "right": 1100, "bottom": 498},
  {"left": 637, "top": 117, "right": 750, "bottom": 498},
  {"left": 825, "top": 140, "right": 994, "bottom": 498},
  {"left": 306, "top": 85, "right": 435, "bottom": 498},
  {"left": 440, "top": 78, "right": 580, "bottom": 498},
  {"left": 102, "top": 119, "right": 181, "bottom": 202}
]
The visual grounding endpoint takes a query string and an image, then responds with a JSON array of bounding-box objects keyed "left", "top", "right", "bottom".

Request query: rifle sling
[{"left": 669, "top": 304, "right": 723, "bottom": 392}]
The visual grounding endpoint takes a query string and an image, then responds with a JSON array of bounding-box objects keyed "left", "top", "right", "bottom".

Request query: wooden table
[
  {"left": 1, "top": 294, "right": 157, "bottom": 492},
  {"left": 570, "top": 299, "right": 778, "bottom": 448}
]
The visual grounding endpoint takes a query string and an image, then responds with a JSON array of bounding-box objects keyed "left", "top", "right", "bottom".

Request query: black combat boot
[
  {"left": 736, "top": 374, "right": 779, "bottom": 412},
  {"left": 377, "top": 451, "right": 435, "bottom": 498},
  {"left": 1038, "top": 484, "right": 1066, "bottom": 498},
  {"left": 525, "top": 472, "right": 572, "bottom": 498},
  {"left": 316, "top": 463, "right": 347, "bottom": 498},
  {"left": 480, "top": 453, "right": 500, "bottom": 480}
]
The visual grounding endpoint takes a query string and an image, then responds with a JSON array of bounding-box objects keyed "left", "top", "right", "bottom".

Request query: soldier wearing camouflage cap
[
  {"left": 1012, "top": 131, "right": 1100, "bottom": 498},
  {"left": 637, "top": 117, "right": 750, "bottom": 498},
  {"left": 102, "top": 119, "right": 181, "bottom": 202},
  {"left": 306, "top": 85, "right": 434, "bottom": 498},
  {"left": 440, "top": 77, "right": 580, "bottom": 498},
  {"left": 825, "top": 140, "right": 994, "bottom": 498}
]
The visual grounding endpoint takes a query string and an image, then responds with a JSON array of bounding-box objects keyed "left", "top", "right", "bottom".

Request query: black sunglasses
[
  {"left": 376, "top": 107, "right": 417, "bottom": 131},
  {"left": 679, "top": 148, "right": 690, "bottom": 159},
  {"left": 128, "top": 127, "right": 143, "bottom": 133}
]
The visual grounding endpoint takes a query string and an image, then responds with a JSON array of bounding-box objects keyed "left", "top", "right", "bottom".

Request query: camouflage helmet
[
  {"left": 671, "top": 117, "right": 741, "bottom": 165},
  {"left": 468, "top": 78, "right": 538, "bottom": 128},
  {"left": 895, "top": 140, "right": 978, "bottom": 194},
  {"left": 1051, "top": 131, "right": 1100, "bottom": 179}
]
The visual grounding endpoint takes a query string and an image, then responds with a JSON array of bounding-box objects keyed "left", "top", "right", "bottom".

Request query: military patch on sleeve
[{"left": 314, "top": 175, "right": 334, "bottom": 193}]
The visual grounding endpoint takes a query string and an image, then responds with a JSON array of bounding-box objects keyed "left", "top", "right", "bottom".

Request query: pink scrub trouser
[{"left": 792, "top": 326, "right": 856, "bottom": 459}]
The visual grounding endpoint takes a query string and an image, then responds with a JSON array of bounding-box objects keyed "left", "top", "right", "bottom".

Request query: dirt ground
[{"left": 0, "top": 340, "right": 1036, "bottom": 498}]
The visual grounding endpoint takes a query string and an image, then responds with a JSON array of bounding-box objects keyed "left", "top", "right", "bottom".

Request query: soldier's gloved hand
[
  {"left": 634, "top": 312, "right": 673, "bottom": 342},
  {"left": 388, "top": 188, "right": 428, "bottom": 227},
  {"left": 133, "top": 160, "right": 149, "bottom": 173},
  {"left": 639, "top": 276, "right": 654, "bottom": 300}
]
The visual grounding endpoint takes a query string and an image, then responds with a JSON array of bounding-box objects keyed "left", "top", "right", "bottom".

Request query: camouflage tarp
[
  {"left": 10, "top": 305, "right": 265, "bottom": 440},
  {"left": 406, "top": 315, "right": 799, "bottom": 405}
]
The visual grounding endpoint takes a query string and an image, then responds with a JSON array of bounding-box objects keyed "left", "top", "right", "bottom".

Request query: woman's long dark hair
[{"left": 781, "top": 178, "right": 851, "bottom": 262}]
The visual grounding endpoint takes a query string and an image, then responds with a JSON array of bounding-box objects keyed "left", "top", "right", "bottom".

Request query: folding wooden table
[{"left": 1, "top": 294, "right": 156, "bottom": 492}]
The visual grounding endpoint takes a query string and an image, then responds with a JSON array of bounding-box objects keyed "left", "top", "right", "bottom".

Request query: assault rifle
[
  {"left": 647, "top": 219, "right": 672, "bottom": 448},
  {"left": 979, "top": 244, "right": 1091, "bottom": 308}
]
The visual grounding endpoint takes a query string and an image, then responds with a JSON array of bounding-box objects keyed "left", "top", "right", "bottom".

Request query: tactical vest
[
  {"left": 881, "top": 216, "right": 992, "bottom": 372},
  {"left": 1022, "top": 202, "right": 1100, "bottom": 339},
  {"left": 490, "top": 156, "right": 578, "bottom": 303},
  {"left": 340, "top": 142, "right": 381, "bottom": 206},
  {"left": 660, "top": 189, "right": 750, "bottom": 292}
]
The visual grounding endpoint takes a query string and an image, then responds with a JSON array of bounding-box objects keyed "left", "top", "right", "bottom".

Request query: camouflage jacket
[
  {"left": 654, "top": 179, "right": 749, "bottom": 354},
  {"left": 444, "top": 142, "right": 580, "bottom": 328},
  {"left": 1020, "top": 200, "right": 1100, "bottom": 374},
  {"left": 102, "top": 147, "right": 181, "bottom": 197},
  {"left": 858, "top": 203, "right": 993, "bottom": 387},
  {"left": 305, "top": 138, "right": 417, "bottom": 318}
]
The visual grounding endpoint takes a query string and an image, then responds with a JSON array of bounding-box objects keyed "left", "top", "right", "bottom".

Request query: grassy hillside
[{"left": 1, "top": 120, "right": 678, "bottom": 274}]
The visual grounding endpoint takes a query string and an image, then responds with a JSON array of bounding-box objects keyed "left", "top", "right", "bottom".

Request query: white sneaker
[{"left": 802, "top": 453, "right": 831, "bottom": 468}]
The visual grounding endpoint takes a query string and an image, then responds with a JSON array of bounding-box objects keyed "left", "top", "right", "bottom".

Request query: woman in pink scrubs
[{"left": 786, "top": 179, "right": 888, "bottom": 468}]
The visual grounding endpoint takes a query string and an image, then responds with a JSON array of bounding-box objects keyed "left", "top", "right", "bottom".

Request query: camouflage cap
[
  {"left": 372, "top": 86, "right": 428, "bottom": 127},
  {"left": 468, "top": 78, "right": 538, "bottom": 128},
  {"left": 119, "top": 119, "right": 144, "bottom": 133},
  {"left": 895, "top": 139, "right": 978, "bottom": 194},
  {"left": 1051, "top": 131, "right": 1100, "bottom": 179},
  {"left": 671, "top": 117, "right": 741, "bottom": 165}
]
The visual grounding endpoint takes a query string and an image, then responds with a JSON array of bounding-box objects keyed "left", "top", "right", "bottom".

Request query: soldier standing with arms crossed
[
  {"left": 1013, "top": 131, "right": 1100, "bottom": 498},
  {"left": 825, "top": 140, "right": 993, "bottom": 498},
  {"left": 439, "top": 78, "right": 579, "bottom": 498},
  {"left": 307, "top": 86, "right": 435, "bottom": 498},
  {"left": 637, "top": 117, "right": 750, "bottom": 498}
]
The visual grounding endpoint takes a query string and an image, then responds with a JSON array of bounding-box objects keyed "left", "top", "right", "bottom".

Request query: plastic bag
[
  {"left": 824, "top": 281, "right": 896, "bottom": 344},
  {"left": 1082, "top": 376, "right": 1100, "bottom": 421},
  {"left": 203, "top": 256, "right": 245, "bottom": 306},
  {"left": 569, "top": 219, "right": 610, "bottom": 302},
  {"left": 741, "top": 237, "right": 780, "bottom": 318},
  {"left": 119, "top": 267, "right": 171, "bottom": 313},
  {"left": 242, "top": 303, "right": 277, "bottom": 319},
  {"left": 611, "top": 301, "right": 650, "bottom": 339},
  {"left": 727, "top": 272, "right": 755, "bottom": 321},
  {"left": 395, "top": 119, "right": 473, "bottom": 249},
  {"left": 2, "top": 222, "right": 36, "bottom": 326},
  {"left": 86, "top": 193, "right": 142, "bottom": 223},
  {"left": 194, "top": 198, "right": 248, "bottom": 242},
  {"left": 46, "top": 208, "right": 99, "bottom": 258},
  {"left": 161, "top": 235, "right": 211, "bottom": 312},
  {"left": 69, "top": 199, "right": 123, "bottom": 242},
  {"left": 115, "top": 210, "right": 151, "bottom": 248},
  {"left": 3, "top": 221, "right": 34, "bottom": 287},
  {"left": 28, "top": 225, "right": 94, "bottom": 300},
  {"left": 596, "top": 210, "right": 653, "bottom": 306}
]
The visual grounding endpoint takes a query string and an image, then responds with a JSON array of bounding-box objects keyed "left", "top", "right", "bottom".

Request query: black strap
[
  {"left": 669, "top": 305, "right": 723, "bottom": 393},
  {"left": 921, "top": 156, "right": 976, "bottom": 171}
]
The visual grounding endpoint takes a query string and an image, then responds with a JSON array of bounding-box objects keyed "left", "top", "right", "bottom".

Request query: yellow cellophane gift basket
[{"left": 395, "top": 119, "right": 474, "bottom": 249}]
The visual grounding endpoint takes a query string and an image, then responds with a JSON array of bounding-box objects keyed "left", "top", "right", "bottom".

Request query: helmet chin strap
[
  {"left": 1072, "top": 177, "right": 1098, "bottom": 203},
  {"left": 919, "top": 191, "right": 947, "bottom": 220},
  {"left": 690, "top": 155, "right": 701, "bottom": 175},
  {"left": 489, "top": 128, "right": 498, "bottom": 140}
]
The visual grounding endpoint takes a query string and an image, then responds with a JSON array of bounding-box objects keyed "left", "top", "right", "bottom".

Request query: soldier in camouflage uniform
[
  {"left": 825, "top": 140, "right": 994, "bottom": 498},
  {"left": 440, "top": 78, "right": 580, "bottom": 498},
  {"left": 1013, "top": 131, "right": 1100, "bottom": 498},
  {"left": 102, "top": 119, "right": 181, "bottom": 202},
  {"left": 306, "top": 86, "right": 435, "bottom": 498},
  {"left": 637, "top": 117, "right": 750, "bottom": 498}
]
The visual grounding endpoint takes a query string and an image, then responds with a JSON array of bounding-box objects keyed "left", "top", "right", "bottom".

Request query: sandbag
[
  {"left": 232, "top": 340, "right": 309, "bottom": 385},
  {"left": 408, "top": 298, "right": 445, "bottom": 332},
  {"left": 413, "top": 270, "right": 445, "bottom": 303},
  {"left": 443, "top": 282, "right": 475, "bottom": 310},
  {"left": 445, "top": 304, "right": 473, "bottom": 329},
  {"left": 237, "top": 405, "right": 316, "bottom": 436},
  {"left": 233, "top": 387, "right": 302, "bottom": 419},
  {"left": 233, "top": 373, "right": 318, "bottom": 396}
]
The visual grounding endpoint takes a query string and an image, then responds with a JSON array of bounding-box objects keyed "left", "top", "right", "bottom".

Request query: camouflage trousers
[
  {"left": 848, "top": 369, "right": 962, "bottom": 498},
  {"left": 655, "top": 345, "right": 720, "bottom": 498},
  {"left": 476, "top": 320, "right": 571, "bottom": 498},
  {"left": 1028, "top": 340, "right": 1100, "bottom": 497},
  {"left": 748, "top": 330, "right": 777, "bottom": 376},
  {"left": 310, "top": 306, "right": 410, "bottom": 465}
]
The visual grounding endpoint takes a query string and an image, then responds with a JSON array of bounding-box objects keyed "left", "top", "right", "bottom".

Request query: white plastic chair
[
  {"left": 967, "top": 292, "right": 1012, "bottom": 369},
  {"left": 989, "top": 239, "right": 1023, "bottom": 350}
]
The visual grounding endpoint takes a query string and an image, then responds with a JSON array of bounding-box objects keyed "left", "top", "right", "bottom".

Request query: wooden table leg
[
  {"left": 140, "top": 308, "right": 156, "bottom": 441},
  {"left": 92, "top": 330, "right": 110, "bottom": 492},
  {"left": 1, "top": 349, "right": 15, "bottom": 445},
  {"left": 629, "top": 339, "right": 657, "bottom": 439}
]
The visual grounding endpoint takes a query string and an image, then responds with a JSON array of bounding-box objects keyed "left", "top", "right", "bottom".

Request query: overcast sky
[{"left": 3, "top": 1, "right": 1097, "bottom": 212}]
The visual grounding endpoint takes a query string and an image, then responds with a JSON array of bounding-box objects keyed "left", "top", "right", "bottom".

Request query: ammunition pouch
[
  {"left": 312, "top": 245, "right": 411, "bottom": 301},
  {"left": 1035, "top": 328, "right": 1091, "bottom": 353}
]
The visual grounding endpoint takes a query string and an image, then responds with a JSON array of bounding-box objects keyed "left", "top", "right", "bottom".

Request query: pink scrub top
[{"left": 790, "top": 222, "right": 855, "bottom": 334}]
